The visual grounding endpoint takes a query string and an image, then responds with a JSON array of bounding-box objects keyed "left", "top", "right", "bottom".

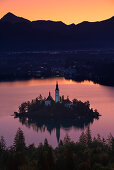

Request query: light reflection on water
[{"left": 0, "top": 78, "right": 114, "bottom": 147}]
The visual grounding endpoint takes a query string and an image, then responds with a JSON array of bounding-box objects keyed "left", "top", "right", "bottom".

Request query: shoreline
[{"left": 0, "top": 76, "right": 114, "bottom": 87}]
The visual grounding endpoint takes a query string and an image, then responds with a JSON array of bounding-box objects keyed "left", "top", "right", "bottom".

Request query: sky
[{"left": 0, "top": 0, "right": 114, "bottom": 24}]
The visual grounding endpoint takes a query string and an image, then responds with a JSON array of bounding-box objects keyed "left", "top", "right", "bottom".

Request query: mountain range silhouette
[{"left": 0, "top": 12, "right": 114, "bottom": 51}]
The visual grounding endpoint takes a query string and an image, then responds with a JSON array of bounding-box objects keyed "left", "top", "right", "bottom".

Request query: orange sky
[{"left": 0, "top": 0, "right": 114, "bottom": 24}]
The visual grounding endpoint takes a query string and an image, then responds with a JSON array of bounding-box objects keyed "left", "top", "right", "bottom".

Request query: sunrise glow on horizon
[
  {"left": 0, "top": 0, "right": 114, "bottom": 24},
  {"left": 0, "top": 78, "right": 99, "bottom": 88}
]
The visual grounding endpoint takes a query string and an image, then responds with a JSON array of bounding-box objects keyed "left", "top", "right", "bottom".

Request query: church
[
  {"left": 45, "top": 82, "right": 60, "bottom": 106},
  {"left": 45, "top": 82, "right": 72, "bottom": 108}
]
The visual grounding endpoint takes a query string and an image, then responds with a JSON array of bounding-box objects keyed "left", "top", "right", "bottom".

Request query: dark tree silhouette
[
  {"left": 13, "top": 128, "right": 26, "bottom": 152},
  {"left": 1, "top": 129, "right": 114, "bottom": 170},
  {"left": 85, "top": 126, "right": 92, "bottom": 146},
  {"left": 0, "top": 136, "right": 6, "bottom": 152},
  {"left": 79, "top": 131, "right": 87, "bottom": 146}
]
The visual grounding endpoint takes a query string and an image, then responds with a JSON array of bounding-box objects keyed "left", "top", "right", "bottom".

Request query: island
[{"left": 14, "top": 82, "right": 100, "bottom": 120}]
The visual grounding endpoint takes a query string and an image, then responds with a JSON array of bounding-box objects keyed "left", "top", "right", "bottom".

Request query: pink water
[{"left": 0, "top": 77, "right": 114, "bottom": 147}]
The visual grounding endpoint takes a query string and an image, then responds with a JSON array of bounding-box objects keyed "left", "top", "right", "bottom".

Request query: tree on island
[{"left": 15, "top": 95, "right": 100, "bottom": 120}]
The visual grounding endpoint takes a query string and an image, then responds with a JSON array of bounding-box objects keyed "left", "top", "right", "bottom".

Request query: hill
[
  {"left": 0, "top": 13, "right": 114, "bottom": 51},
  {"left": 1, "top": 12, "right": 30, "bottom": 24}
]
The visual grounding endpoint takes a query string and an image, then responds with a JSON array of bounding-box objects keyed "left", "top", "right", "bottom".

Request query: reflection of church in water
[
  {"left": 20, "top": 118, "right": 61, "bottom": 143},
  {"left": 44, "top": 82, "right": 72, "bottom": 142},
  {"left": 45, "top": 82, "right": 61, "bottom": 142},
  {"left": 20, "top": 117, "right": 93, "bottom": 143},
  {"left": 46, "top": 121, "right": 61, "bottom": 143}
]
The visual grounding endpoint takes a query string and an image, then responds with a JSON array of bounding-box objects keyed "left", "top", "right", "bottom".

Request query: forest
[{"left": 0, "top": 128, "right": 114, "bottom": 170}]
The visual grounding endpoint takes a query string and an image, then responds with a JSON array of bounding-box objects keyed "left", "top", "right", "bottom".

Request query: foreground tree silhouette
[
  {"left": 79, "top": 131, "right": 86, "bottom": 146},
  {"left": 85, "top": 126, "right": 92, "bottom": 146},
  {"left": 1, "top": 129, "right": 114, "bottom": 170},
  {"left": 37, "top": 141, "right": 56, "bottom": 170},
  {"left": 0, "top": 136, "right": 6, "bottom": 152},
  {"left": 13, "top": 128, "right": 26, "bottom": 152},
  {"left": 63, "top": 134, "right": 71, "bottom": 144}
]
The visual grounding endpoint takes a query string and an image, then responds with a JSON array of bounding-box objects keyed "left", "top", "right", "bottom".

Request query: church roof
[
  {"left": 46, "top": 92, "right": 54, "bottom": 101},
  {"left": 56, "top": 81, "right": 59, "bottom": 90}
]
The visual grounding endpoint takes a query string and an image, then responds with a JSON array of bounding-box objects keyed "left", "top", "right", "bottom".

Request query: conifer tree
[
  {"left": 97, "top": 134, "right": 102, "bottom": 142},
  {"left": 79, "top": 132, "right": 86, "bottom": 146},
  {"left": 13, "top": 128, "right": 26, "bottom": 152},
  {"left": 85, "top": 126, "right": 92, "bottom": 146},
  {"left": 63, "top": 134, "right": 71, "bottom": 144},
  {"left": 47, "top": 147, "right": 56, "bottom": 170},
  {"left": 59, "top": 140, "right": 63, "bottom": 147},
  {"left": 44, "top": 138, "right": 49, "bottom": 147},
  {"left": 107, "top": 133, "right": 113, "bottom": 149},
  {"left": 0, "top": 136, "right": 6, "bottom": 152}
]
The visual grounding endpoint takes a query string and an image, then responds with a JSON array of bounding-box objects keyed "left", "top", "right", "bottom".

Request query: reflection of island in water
[
  {"left": 14, "top": 82, "right": 100, "bottom": 142},
  {"left": 18, "top": 117, "right": 96, "bottom": 143}
]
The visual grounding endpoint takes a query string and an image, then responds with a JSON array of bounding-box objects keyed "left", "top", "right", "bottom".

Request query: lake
[{"left": 0, "top": 77, "right": 114, "bottom": 147}]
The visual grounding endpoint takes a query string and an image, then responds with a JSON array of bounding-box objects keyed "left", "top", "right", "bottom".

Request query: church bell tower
[{"left": 55, "top": 81, "right": 60, "bottom": 103}]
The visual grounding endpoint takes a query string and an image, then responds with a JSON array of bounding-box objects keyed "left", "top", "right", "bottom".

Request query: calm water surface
[{"left": 0, "top": 78, "right": 114, "bottom": 147}]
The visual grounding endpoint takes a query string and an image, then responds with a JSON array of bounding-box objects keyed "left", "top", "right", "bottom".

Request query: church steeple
[
  {"left": 56, "top": 81, "right": 59, "bottom": 91},
  {"left": 55, "top": 81, "right": 60, "bottom": 103}
]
